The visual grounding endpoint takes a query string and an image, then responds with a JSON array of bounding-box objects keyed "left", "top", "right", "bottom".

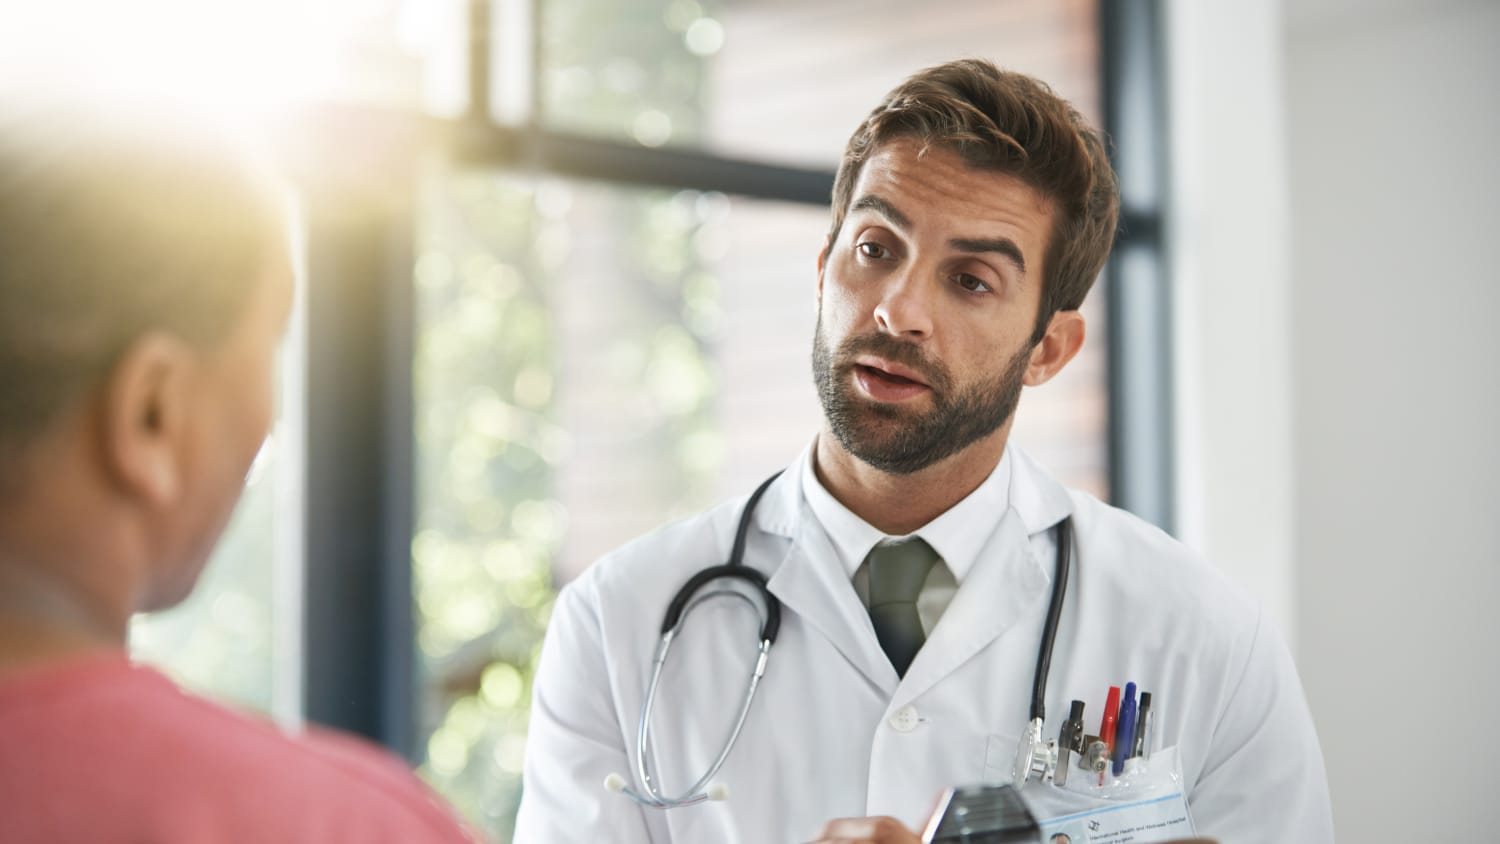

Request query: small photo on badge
[{"left": 1041, "top": 819, "right": 1092, "bottom": 844}]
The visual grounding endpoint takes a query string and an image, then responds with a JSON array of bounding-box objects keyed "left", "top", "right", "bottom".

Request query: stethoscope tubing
[
  {"left": 1030, "top": 514, "right": 1073, "bottom": 724},
  {"left": 624, "top": 473, "right": 783, "bottom": 809},
  {"left": 633, "top": 592, "right": 772, "bottom": 808},
  {"left": 618, "top": 469, "right": 1073, "bottom": 808}
]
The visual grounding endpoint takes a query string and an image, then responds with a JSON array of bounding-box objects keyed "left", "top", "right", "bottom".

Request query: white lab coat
[{"left": 514, "top": 446, "right": 1333, "bottom": 843}]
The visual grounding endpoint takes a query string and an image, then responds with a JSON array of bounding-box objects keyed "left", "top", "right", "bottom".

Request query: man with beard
[{"left": 516, "top": 60, "right": 1332, "bottom": 843}]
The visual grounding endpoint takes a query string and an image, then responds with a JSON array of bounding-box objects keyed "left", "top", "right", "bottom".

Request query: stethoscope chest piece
[{"left": 1012, "top": 717, "right": 1059, "bottom": 787}]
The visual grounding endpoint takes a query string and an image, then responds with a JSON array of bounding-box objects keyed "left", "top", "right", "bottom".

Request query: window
[
  {"left": 411, "top": 171, "right": 831, "bottom": 829},
  {"left": 539, "top": 0, "right": 1100, "bottom": 168}
]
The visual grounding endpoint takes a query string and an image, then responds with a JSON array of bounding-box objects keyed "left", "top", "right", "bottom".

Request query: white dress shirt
[{"left": 800, "top": 439, "right": 1013, "bottom": 635}]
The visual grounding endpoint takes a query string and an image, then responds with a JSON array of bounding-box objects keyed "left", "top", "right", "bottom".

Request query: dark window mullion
[
  {"left": 301, "top": 179, "right": 419, "bottom": 761},
  {"left": 1102, "top": 0, "right": 1175, "bottom": 531}
]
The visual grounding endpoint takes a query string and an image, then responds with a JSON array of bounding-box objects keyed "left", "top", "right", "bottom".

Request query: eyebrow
[
  {"left": 850, "top": 194, "right": 1028, "bottom": 276},
  {"left": 851, "top": 195, "right": 912, "bottom": 229},
  {"left": 950, "top": 237, "right": 1027, "bottom": 276}
]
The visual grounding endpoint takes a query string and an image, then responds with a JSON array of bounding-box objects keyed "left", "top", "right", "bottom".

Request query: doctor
[{"left": 514, "top": 59, "right": 1333, "bottom": 843}]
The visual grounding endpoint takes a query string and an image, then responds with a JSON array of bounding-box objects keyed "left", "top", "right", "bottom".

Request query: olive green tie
[{"left": 866, "top": 537, "right": 940, "bottom": 677}]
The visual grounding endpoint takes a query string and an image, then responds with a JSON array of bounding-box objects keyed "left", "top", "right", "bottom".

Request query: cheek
[
  {"left": 240, "top": 361, "right": 277, "bottom": 459},
  {"left": 949, "top": 327, "right": 1023, "bottom": 381},
  {"left": 818, "top": 269, "right": 870, "bottom": 330},
  {"left": 213, "top": 354, "right": 277, "bottom": 476}
]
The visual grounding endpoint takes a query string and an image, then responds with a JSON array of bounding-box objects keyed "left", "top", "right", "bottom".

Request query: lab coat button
[{"left": 888, "top": 706, "right": 919, "bottom": 733}]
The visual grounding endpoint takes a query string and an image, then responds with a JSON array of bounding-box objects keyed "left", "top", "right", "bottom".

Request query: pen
[
  {"left": 1098, "top": 686, "right": 1120, "bottom": 784},
  {"left": 1112, "top": 683, "right": 1137, "bottom": 776},
  {"left": 1054, "top": 700, "right": 1085, "bottom": 786},
  {"left": 1099, "top": 686, "right": 1120, "bottom": 752},
  {"left": 1133, "top": 692, "right": 1153, "bottom": 759}
]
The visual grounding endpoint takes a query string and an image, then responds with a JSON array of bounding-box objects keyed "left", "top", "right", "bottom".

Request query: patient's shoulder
[{"left": 0, "top": 654, "right": 478, "bottom": 843}]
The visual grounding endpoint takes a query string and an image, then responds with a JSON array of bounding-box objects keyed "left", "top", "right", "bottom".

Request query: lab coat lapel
[
  {"left": 753, "top": 469, "right": 899, "bottom": 697},
  {"left": 766, "top": 525, "right": 899, "bottom": 697},
  {"left": 890, "top": 508, "right": 1049, "bottom": 709}
]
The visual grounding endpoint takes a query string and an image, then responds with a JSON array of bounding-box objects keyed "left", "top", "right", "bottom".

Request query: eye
[
  {"left": 856, "top": 241, "right": 890, "bottom": 260},
  {"left": 954, "top": 273, "right": 993, "bottom": 294}
]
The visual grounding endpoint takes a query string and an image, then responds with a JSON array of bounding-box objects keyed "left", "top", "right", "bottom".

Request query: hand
[{"left": 803, "top": 815, "right": 921, "bottom": 844}]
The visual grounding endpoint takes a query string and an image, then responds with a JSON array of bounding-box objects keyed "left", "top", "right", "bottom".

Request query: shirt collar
[{"left": 799, "top": 438, "right": 1014, "bottom": 585}]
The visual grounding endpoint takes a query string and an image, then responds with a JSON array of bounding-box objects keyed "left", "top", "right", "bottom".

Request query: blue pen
[{"left": 1112, "top": 682, "right": 1138, "bottom": 776}]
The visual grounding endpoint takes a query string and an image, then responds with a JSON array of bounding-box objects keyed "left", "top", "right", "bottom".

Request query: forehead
[{"left": 848, "top": 138, "right": 1055, "bottom": 243}]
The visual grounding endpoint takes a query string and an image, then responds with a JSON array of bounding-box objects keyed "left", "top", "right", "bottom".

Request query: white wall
[
  {"left": 1286, "top": 0, "right": 1500, "bottom": 839},
  {"left": 1166, "top": 0, "right": 1300, "bottom": 644},
  {"left": 1173, "top": 0, "right": 1498, "bottom": 839}
]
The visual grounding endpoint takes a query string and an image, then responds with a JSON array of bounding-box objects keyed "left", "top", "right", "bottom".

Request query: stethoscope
[{"left": 604, "top": 470, "right": 1075, "bottom": 810}]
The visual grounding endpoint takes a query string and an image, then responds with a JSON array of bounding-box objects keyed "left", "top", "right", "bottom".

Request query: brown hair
[
  {"left": 0, "top": 100, "right": 285, "bottom": 473},
  {"left": 829, "top": 59, "right": 1119, "bottom": 342}
]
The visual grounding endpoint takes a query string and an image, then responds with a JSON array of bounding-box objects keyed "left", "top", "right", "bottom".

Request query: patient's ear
[{"left": 98, "top": 333, "right": 197, "bottom": 508}]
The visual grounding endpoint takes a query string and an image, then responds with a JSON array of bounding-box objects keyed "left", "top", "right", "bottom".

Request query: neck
[
  {"left": 0, "top": 426, "right": 152, "bottom": 673},
  {"left": 0, "top": 562, "right": 128, "bottom": 673},
  {"left": 0, "top": 513, "right": 142, "bottom": 672},
  {"left": 813, "top": 424, "right": 1010, "bottom": 535}
]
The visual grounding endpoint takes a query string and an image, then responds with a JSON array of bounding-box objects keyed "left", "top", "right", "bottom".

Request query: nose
[{"left": 872, "top": 267, "right": 935, "bottom": 339}]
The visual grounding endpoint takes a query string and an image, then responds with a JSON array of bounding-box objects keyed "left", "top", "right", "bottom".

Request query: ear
[
  {"left": 1024, "top": 309, "right": 1086, "bottom": 387},
  {"left": 98, "top": 333, "right": 198, "bottom": 509}
]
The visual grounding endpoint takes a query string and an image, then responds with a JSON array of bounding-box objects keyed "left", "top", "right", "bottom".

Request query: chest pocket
[{"left": 982, "top": 734, "right": 1195, "bottom": 840}]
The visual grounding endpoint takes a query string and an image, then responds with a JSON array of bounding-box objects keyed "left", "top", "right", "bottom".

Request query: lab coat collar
[
  {"left": 799, "top": 440, "right": 1014, "bottom": 585},
  {"left": 1005, "top": 445, "right": 1075, "bottom": 539},
  {"left": 752, "top": 441, "right": 1078, "bottom": 701},
  {"left": 748, "top": 448, "right": 806, "bottom": 541},
  {"left": 751, "top": 440, "right": 1075, "bottom": 544}
]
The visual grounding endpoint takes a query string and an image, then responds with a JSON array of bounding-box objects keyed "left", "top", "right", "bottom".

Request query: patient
[{"left": 0, "top": 101, "right": 476, "bottom": 842}]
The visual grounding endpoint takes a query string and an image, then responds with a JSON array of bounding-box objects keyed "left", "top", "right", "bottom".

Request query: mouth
[
  {"left": 851, "top": 355, "right": 932, "bottom": 402},
  {"left": 853, "top": 356, "right": 930, "bottom": 387}
]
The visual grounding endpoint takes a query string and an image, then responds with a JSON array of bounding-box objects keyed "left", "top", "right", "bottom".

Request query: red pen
[{"left": 1100, "top": 685, "right": 1121, "bottom": 755}]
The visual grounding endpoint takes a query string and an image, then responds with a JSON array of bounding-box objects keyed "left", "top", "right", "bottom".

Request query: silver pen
[{"left": 1054, "top": 700, "right": 1085, "bottom": 785}]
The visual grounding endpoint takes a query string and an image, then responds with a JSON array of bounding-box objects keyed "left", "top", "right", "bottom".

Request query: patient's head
[{"left": 0, "top": 100, "right": 292, "bottom": 624}]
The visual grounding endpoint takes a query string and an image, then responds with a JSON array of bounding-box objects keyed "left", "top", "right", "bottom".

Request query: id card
[
  {"left": 1037, "top": 791, "right": 1193, "bottom": 844},
  {"left": 1020, "top": 746, "right": 1194, "bottom": 844}
]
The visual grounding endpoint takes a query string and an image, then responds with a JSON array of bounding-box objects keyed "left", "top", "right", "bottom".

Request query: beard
[{"left": 811, "top": 314, "right": 1032, "bottom": 475}]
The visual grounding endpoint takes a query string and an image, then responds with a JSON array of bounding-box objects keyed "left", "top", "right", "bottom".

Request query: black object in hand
[{"left": 920, "top": 784, "right": 1041, "bottom": 844}]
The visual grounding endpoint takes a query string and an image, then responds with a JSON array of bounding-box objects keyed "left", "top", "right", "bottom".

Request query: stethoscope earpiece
[{"left": 605, "top": 770, "right": 731, "bottom": 808}]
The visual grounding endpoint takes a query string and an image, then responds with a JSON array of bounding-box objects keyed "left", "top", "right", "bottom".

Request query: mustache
[{"left": 832, "top": 332, "right": 950, "bottom": 392}]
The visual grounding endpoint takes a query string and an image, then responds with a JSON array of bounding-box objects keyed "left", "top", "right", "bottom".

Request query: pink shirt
[{"left": 0, "top": 653, "right": 480, "bottom": 843}]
